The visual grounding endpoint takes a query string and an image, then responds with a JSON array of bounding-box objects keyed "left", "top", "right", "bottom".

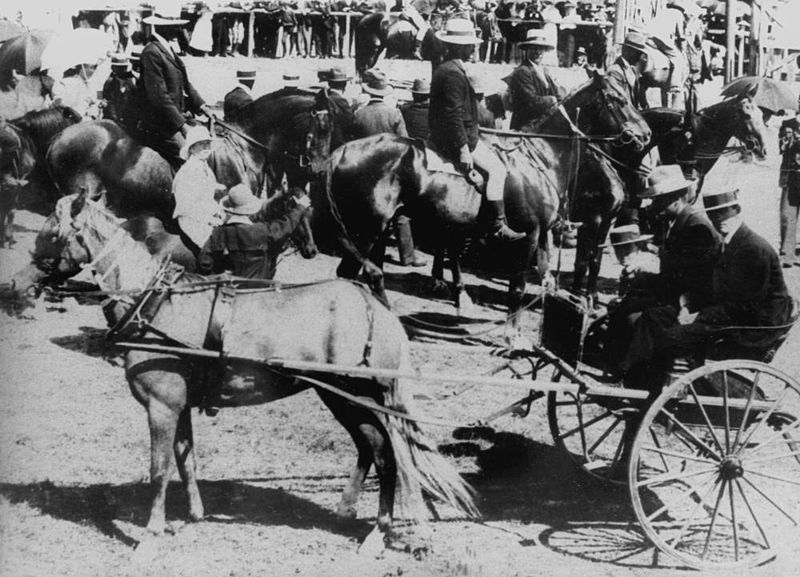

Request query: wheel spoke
[
  {"left": 658, "top": 407, "right": 723, "bottom": 462},
  {"left": 732, "top": 371, "right": 761, "bottom": 453},
  {"left": 744, "top": 448, "right": 800, "bottom": 466},
  {"left": 641, "top": 445, "right": 719, "bottom": 465},
  {"left": 737, "top": 418, "right": 800, "bottom": 459},
  {"left": 745, "top": 468, "right": 800, "bottom": 487},
  {"left": 729, "top": 476, "right": 739, "bottom": 562},
  {"left": 701, "top": 479, "right": 727, "bottom": 559},
  {"left": 735, "top": 388, "right": 790, "bottom": 456},
  {"left": 649, "top": 426, "right": 671, "bottom": 473},
  {"left": 722, "top": 371, "right": 731, "bottom": 453},
  {"left": 558, "top": 408, "right": 615, "bottom": 440},
  {"left": 636, "top": 465, "right": 718, "bottom": 488},
  {"left": 733, "top": 477, "right": 771, "bottom": 549},
  {"left": 741, "top": 475, "right": 799, "bottom": 525},
  {"left": 645, "top": 471, "right": 718, "bottom": 522},
  {"left": 668, "top": 479, "right": 721, "bottom": 550},
  {"left": 686, "top": 381, "right": 725, "bottom": 456},
  {"left": 587, "top": 414, "right": 623, "bottom": 455}
]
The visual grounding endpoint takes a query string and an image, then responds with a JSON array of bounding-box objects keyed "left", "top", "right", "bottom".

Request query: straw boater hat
[
  {"left": 179, "top": 125, "right": 212, "bottom": 160},
  {"left": 702, "top": 189, "right": 741, "bottom": 213},
  {"left": 362, "top": 69, "right": 393, "bottom": 97},
  {"left": 576, "top": 46, "right": 587, "bottom": 56},
  {"left": 237, "top": 69, "right": 256, "bottom": 82},
  {"left": 640, "top": 165, "right": 693, "bottom": 199},
  {"left": 436, "top": 18, "right": 483, "bottom": 45},
  {"left": 143, "top": 1, "right": 189, "bottom": 25},
  {"left": 621, "top": 28, "right": 647, "bottom": 52},
  {"left": 283, "top": 71, "right": 300, "bottom": 87},
  {"left": 600, "top": 223, "right": 653, "bottom": 248},
  {"left": 411, "top": 78, "right": 430, "bottom": 95},
  {"left": 519, "top": 29, "right": 556, "bottom": 49},
  {"left": 220, "top": 184, "right": 263, "bottom": 216},
  {"left": 110, "top": 54, "right": 130, "bottom": 71}
]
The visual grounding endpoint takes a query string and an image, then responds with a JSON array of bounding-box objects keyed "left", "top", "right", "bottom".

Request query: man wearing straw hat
[
  {"left": 224, "top": 69, "right": 256, "bottom": 124},
  {"left": 139, "top": 1, "right": 212, "bottom": 167},
  {"left": 325, "top": 67, "right": 355, "bottom": 145},
  {"left": 430, "top": 19, "right": 525, "bottom": 242},
  {"left": 606, "top": 28, "right": 649, "bottom": 111},
  {"left": 400, "top": 78, "right": 431, "bottom": 140},
  {"left": 506, "top": 28, "right": 563, "bottom": 130},
  {"left": 101, "top": 54, "right": 137, "bottom": 128},
  {"left": 618, "top": 188, "right": 794, "bottom": 387}
]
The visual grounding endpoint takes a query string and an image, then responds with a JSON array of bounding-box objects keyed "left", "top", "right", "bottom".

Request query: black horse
[{"left": 354, "top": 12, "right": 444, "bottom": 79}]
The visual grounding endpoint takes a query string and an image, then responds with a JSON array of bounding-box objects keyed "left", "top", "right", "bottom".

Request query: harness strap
[{"left": 354, "top": 285, "right": 376, "bottom": 367}]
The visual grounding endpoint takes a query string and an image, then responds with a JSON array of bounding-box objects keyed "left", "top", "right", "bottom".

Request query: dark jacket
[
  {"left": 400, "top": 100, "right": 429, "bottom": 140},
  {"left": 508, "top": 59, "right": 562, "bottom": 130},
  {"left": 223, "top": 85, "right": 254, "bottom": 123},
  {"left": 139, "top": 37, "right": 206, "bottom": 138},
  {"left": 352, "top": 99, "right": 408, "bottom": 138},
  {"left": 429, "top": 58, "right": 479, "bottom": 158},
  {"left": 657, "top": 204, "right": 721, "bottom": 309},
  {"left": 328, "top": 89, "right": 355, "bottom": 146},
  {"left": 606, "top": 56, "right": 648, "bottom": 110},
  {"left": 198, "top": 204, "right": 307, "bottom": 279},
  {"left": 101, "top": 73, "right": 137, "bottom": 127},
  {"left": 697, "top": 223, "right": 793, "bottom": 350}
]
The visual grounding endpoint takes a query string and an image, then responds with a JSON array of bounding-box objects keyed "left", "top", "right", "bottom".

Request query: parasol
[
  {"left": 0, "top": 20, "right": 25, "bottom": 44},
  {"left": 0, "top": 29, "right": 52, "bottom": 77},
  {"left": 39, "top": 28, "right": 112, "bottom": 77},
  {"left": 721, "top": 75, "right": 799, "bottom": 113}
]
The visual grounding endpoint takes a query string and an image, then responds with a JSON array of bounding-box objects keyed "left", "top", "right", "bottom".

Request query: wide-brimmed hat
[
  {"left": 327, "top": 67, "right": 351, "bottom": 83},
  {"left": 702, "top": 189, "right": 741, "bottom": 212},
  {"left": 411, "top": 77, "right": 430, "bottom": 95},
  {"left": 130, "top": 45, "right": 143, "bottom": 60},
  {"left": 143, "top": 1, "right": 189, "bottom": 25},
  {"left": 179, "top": 125, "right": 212, "bottom": 160},
  {"left": 519, "top": 29, "right": 556, "bottom": 49},
  {"left": 237, "top": 69, "right": 256, "bottom": 81},
  {"left": 436, "top": 18, "right": 483, "bottom": 45},
  {"left": 600, "top": 223, "right": 653, "bottom": 247},
  {"left": 641, "top": 165, "right": 692, "bottom": 199},
  {"left": 362, "top": 69, "right": 393, "bottom": 97},
  {"left": 220, "top": 184, "right": 263, "bottom": 216},
  {"left": 576, "top": 46, "right": 587, "bottom": 56},
  {"left": 621, "top": 28, "right": 647, "bottom": 52},
  {"left": 110, "top": 54, "right": 130, "bottom": 69}
]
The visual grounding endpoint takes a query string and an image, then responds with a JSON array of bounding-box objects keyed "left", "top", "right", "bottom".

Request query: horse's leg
[
  {"left": 145, "top": 399, "right": 181, "bottom": 534},
  {"left": 573, "top": 213, "right": 601, "bottom": 297},
  {"left": 506, "top": 233, "right": 535, "bottom": 343},
  {"left": 587, "top": 214, "right": 615, "bottom": 303},
  {"left": 173, "top": 407, "right": 203, "bottom": 523},
  {"left": 449, "top": 237, "right": 475, "bottom": 316},
  {"left": 429, "top": 244, "right": 450, "bottom": 299}
]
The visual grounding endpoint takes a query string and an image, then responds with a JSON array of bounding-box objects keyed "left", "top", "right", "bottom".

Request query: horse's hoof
[
  {"left": 335, "top": 504, "right": 358, "bottom": 521},
  {"left": 357, "top": 526, "right": 387, "bottom": 557},
  {"left": 428, "top": 279, "right": 451, "bottom": 299}
]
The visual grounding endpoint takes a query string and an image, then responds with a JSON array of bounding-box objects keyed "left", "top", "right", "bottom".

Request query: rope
[{"left": 479, "top": 126, "right": 619, "bottom": 142}]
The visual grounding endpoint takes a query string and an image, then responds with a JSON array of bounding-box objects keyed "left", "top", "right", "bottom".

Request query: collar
[
  {"left": 225, "top": 214, "right": 253, "bottom": 225},
  {"left": 722, "top": 216, "right": 743, "bottom": 245},
  {"left": 367, "top": 97, "right": 385, "bottom": 105},
  {"left": 152, "top": 31, "right": 174, "bottom": 55},
  {"left": 237, "top": 82, "right": 252, "bottom": 95}
]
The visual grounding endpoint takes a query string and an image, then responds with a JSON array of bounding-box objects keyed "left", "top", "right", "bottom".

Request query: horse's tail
[{"left": 383, "top": 342, "right": 479, "bottom": 520}]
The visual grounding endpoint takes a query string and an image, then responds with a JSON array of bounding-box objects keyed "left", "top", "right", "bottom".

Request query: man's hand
[
  {"left": 200, "top": 104, "right": 214, "bottom": 118},
  {"left": 459, "top": 144, "right": 473, "bottom": 171},
  {"left": 677, "top": 307, "right": 698, "bottom": 325},
  {"left": 293, "top": 194, "right": 312, "bottom": 209}
]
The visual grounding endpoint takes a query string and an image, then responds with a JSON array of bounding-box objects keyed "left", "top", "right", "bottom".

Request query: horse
[
  {"left": 354, "top": 12, "right": 444, "bottom": 79},
  {"left": 43, "top": 91, "right": 335, "bottom": 223},
  {"left": 569, "top": 93, "right": 768, "bottom": 299},
  {"left": 316, "top": 72, "right": 650, "bottom": 334},
  {"left": 59, "top": 193, "right": 477, "bottom": 551},
  {"left": 0, "top": 106, "right": 81, "bottom": 246}
]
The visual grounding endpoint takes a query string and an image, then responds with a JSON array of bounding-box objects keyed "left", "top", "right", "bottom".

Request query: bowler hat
[
  {"left": 221, "top": 184, "right": 263, "bottom": 216},
  {"left": 143, "top": 1, "right": 189, "bottom": 25},
  {"left": 436, "top": 18, "right": 483, "bottom": 45},
  {"left": 600, "top": 223, "right": 653, "bottom": 247},
  {"left": 411, "top": 77, "right": 430, "bottom": 95},
  {"left": 641, "top": 165, "right": 692, "bottom": 199},
  {"left": 702, "top": 189, "right": 741, "bottom": 212},
  {"left": 362, "top": 69, "right": 393, "bottom": 97},
  {"left": 621, "top": 28, "right": 647, "bottom": 52},
  {"left": 519, "top": 29, "right": 556, "bottom": 49}
]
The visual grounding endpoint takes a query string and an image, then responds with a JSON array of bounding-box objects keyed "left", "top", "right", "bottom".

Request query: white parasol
[{"left": 40, "top": 28, "right": 113, "bottom": 76}]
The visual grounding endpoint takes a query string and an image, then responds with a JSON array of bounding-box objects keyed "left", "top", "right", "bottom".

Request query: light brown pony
[{"left": 65, "top": 197, "right": 477, "bottom": 550}]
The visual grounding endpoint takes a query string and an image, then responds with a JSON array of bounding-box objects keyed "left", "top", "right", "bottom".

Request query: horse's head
[
  {"left": 730, "top": 94, "right": 768, "bottom": 161},
  {"left": 565, "top": 70, "right": 652, "bottom": 152},
  {"left": 304, "top": 90, "right": 333, "bottom": 175},
  {"left": 260, "top": 186, "right": 318, "bottom": 260}
]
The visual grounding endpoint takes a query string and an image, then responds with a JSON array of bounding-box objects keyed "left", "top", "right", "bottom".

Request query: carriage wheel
[
  {"left": 547, "top": 370, "right": 643, "bottom": 485},
  {"left": 629, "top": 360, "right": 800, "bottom": 569}
]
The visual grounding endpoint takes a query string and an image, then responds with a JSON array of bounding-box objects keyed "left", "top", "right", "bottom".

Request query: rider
[
  {"left": 507, "top": 29, "right": 563, "bottom": 130},
  {"left": 138, "top": 5, "right": 212, "bottom": 168},
  {"left": 391, "top": 0, "right": 432, "bottom": 60},
  {"left": 223, "top": 69, "right": 256, "bottom": 124},
  {"left": 645, "top": 0, "right": 694, "bottom": 107},
  {"left": 429, "top": 18, "right": 525, "bottom": 242},
  {"left": 606, "top": 28, "right": 649, "bottom": 110}
]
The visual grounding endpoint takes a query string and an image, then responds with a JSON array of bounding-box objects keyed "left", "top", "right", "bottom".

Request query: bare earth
[{"left": 1, "top": 57, "right": 800, "bottom": 577}]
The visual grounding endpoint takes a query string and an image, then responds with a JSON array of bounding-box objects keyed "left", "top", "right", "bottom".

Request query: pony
[
  {"left": 59, "top": 192, "right": 477, "bottom": 551},
  {"left": 0, "top": 106, "right": 81, "bottom": 246},
  {"left": 353, "top": 12, "right": 444, "bottom": 79},
  {"left": 315, "top": 72, "right": 650, "bottom": 334},
  {"left": 43, "top": 91, "right": 335, "bottom": 223},
  {"left": 569, "top": 93, "right": 769, "bottom": 299}
]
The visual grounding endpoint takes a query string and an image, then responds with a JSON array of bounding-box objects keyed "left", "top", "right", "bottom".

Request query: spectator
[
  {"left": 190, "top": 4, "right": 214, "bottom": 56},
  {"left": 101, "top": 54, "right": 136, "bottom": 129},
  {"left": 507, "top": 29, "right": 562, "bottom": 130},
  {"left": 224, "top": 69, "right": 256, "bottom": 124},
  {"left": 781, "top": 117, "right": 800, "bottom": 267},
  {"left": 353, "top": 69, "right": 408, "bottom": 138},
  {"left": 400, "top": 77, "right": 430, "bottom": 140}
]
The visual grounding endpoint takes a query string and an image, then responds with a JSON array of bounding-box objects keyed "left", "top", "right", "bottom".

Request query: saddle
[{"left": 421, "top": 141, "right": 486, "bottom": 193}]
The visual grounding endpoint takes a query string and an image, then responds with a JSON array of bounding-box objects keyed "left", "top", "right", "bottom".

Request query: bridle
[{"left": 283, "top": 108, "right": 330, "bottom": 171}]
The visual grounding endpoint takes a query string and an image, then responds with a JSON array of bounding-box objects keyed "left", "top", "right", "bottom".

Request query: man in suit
[
  {"left": 619, "top": 188, "right": 794, "bottom": 389},
  {"left": 138, "top": 7, "right": 211, "bottom": 168},
  {"left": 400, "top": 77, "right": 430, "bottom": 140},
  {"left": 606, "top": 28, "right": 649, "bottom": 110},
  {"left": 352, "top": 69, "right": 408, "bottom": 139},
  {"left": 101, "top": 54, "right": 137, "bottom": 129},
  {"left": 325, "top": 67, "right": 355, "bottom": 147},
  {"left": 507, "top": 29, "right": 563, "bottom": 130},
  {"left": 223, "top": 69, "right": 256, "bottom": 124},
  {"left": 779, "top": 116, "right": 800, "bottom": 267},
  {"left": 429, "top": 19, "right": 525, "bottom": 242}
]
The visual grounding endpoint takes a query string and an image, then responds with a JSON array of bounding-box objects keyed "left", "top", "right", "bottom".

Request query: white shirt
[{"left": 722, "top": 216, "right": 743, "bottom": 245}]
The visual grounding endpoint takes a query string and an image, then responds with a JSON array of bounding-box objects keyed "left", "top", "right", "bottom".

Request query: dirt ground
[{"left": 1, "top": 56, "right": 800, "bottom": 577}]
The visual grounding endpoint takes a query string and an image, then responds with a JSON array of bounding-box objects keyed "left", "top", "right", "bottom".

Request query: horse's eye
[{"left": 50, "top": 235, "right": 58, "bottom": 244}]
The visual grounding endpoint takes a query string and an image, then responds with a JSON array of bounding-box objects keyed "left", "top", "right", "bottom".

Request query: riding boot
[
  {"left": 395, "top": 215, "right": 428, "bottom": 267},
  {"left": 485, "top": 200, "right": 526, "bottom": 242},
  {"left": 412, "top": 38, "right": 423, "bottom": 60}
]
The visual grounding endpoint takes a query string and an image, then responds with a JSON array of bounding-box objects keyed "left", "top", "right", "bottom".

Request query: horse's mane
[
  {"left": 10, "top": 106, "right": 81, "bottom": 151},
  {"left": 249, "top": 92, "right": 317, "bottom": 126}
]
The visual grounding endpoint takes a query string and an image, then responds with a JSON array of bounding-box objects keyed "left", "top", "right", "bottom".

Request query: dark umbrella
[
  {"left": 0, "top": 29, "right": 53, "bottom": 78},
  {"left": 721, "top": 75, "right": 799, "bottom": 113}
]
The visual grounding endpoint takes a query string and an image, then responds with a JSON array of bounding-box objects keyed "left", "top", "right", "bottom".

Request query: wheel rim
[{"left": 629, "top": 360, "right": 800, "bottom": 569}]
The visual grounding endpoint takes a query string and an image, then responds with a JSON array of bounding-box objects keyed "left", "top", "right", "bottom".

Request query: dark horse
[
  {"left": 354, "top": 12, "right": 443, "bottom": 78},
  {"left": 0, "top": 106, "right": 81, "bottom": 246},
  {"left": 570, "top": 93, "right": 768, "bottom": 299},
  {"left": 317, "top": 73, "right": 650, "bottom": 335},
  {"left": 53, "top": 195, "right": 476, "bottom": 551},
  {"left": 44, "top": 91, "right": 335, "bottom": 224}
]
